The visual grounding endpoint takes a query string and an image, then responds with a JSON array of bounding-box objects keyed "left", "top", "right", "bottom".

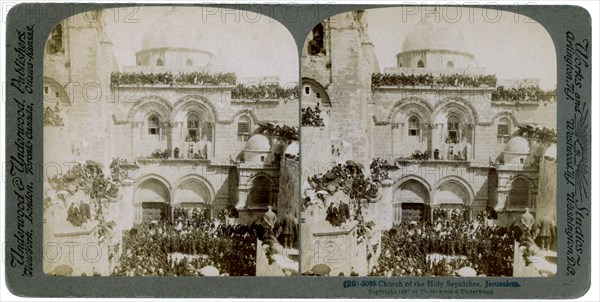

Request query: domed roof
[
  {"left": 544, "top": 144, "right": 557, "bottom": 159},
  {"left": 244, "top": 134, "right": 271, "bottom": 152},
  {"left": 504, "top": 136, "right": 530, "bottom": 154},
  {"left": 284, "top": 141, "right": 299, "bottom": 156},
  {"left": 402, "top": 19, "right": 469, "bottom": 54},
  {"left": 141, "top": 8, "right": 214, "bottom": 52}
]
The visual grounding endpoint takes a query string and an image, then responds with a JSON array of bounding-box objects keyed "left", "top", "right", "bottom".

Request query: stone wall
[
  {"left": 536, "top": 157, "right": 557, "bottom": 221},
  {"left": 372, "top": 88, "right": 557, "bottom": 164},
  {"left": 277, "top": 158, "right": 299, "bottom": 218},
  {"left": 302, "top": 12, "right": 377, "bottom": 166},
  {"left": 301, "top": 127, "right": 337, "bottom": 186},
  {"left": 109, "top": 85, "right": 298, "bottom": 163},
  {"left": 43, "top": 11, "right": 116, "bottom": 167}
]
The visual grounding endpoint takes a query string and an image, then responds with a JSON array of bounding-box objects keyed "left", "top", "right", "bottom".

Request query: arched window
[
  {"left": 187, "top": 113, "right": 200, "bottom": 140},
  {"left": 508, "top": 178, "right": 529, "bottom": 208},
  {"left": 148, "top": 114, "right": 160, "bottom": 135},
  {"left": 304, "top": 86, "right": 311, "bottom": 95},
  {"left": 46, "top": 24, "right": 64, "bottom": 54},
  {"left": 308, "top": 23, "right": 325, "bottom": 56},
  {"left": 238, "top": 115, "right": 251, "bottom": 142},
  {"left": 185, "top": 59, "right": 193, "bottom": 66},
  {"left": 497, "top": 117, "right": 511, "bottom": 144},
  {"left": 156, "top": 59, "right": 163, "bottom": 66},
  {"left": 417, "top": 60, "right": 425, "bottom": 68},
  {"left": 408, "top": 115, "right": 420, "bottom": 136},
  {"left": 447, "top": 115, "right": 460, "bottom": 142},
  {"left": 249, "top": 176, "right": 271, "bottom": 207},
  {"left": 446, "top": 61, "right": 454, "bottom": 68}
]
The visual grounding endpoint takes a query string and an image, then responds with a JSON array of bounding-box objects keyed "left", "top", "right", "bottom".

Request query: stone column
[
  {"left": 162, "top": 121, "right": 174, "bottom": 152},
  {"left": 471, "top": 124, "right": 476, "bottom": 160},
  {"left": 134, "top": 203, "right": 142, "bottom": 224}
]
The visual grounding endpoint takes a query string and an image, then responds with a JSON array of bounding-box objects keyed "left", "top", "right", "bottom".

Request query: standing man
[
  {"left": 280, "top": 212, "right": 297, "bottom": 249},
  {"left": 520, "top": 207, "right": 535, "bottom": 239},
  {"left": 263, "top": 206, "right": 277, "bottom": 241}
]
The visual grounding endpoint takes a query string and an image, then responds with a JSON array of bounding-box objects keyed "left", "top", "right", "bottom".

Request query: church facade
[
  {"left": 43, "top": 10, "right": 299, "bottom": 234},
  {"left": 301, "top": 11, "right": 557, "bottom": 230}
]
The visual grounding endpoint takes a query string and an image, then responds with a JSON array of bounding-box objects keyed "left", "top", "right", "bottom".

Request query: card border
[{"left": 3, "top": 3, "right": 592, "bottom": 298}]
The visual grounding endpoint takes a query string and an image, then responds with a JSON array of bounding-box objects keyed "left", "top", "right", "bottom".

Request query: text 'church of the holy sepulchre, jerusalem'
[
  {"left": 42, "top": 9, "right": 299, "bottom": 276},
  {"left": 301, "top": 9, "right": 557, "bottom": 277}
]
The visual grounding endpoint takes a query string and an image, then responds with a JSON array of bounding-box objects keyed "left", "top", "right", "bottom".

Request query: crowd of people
[
  {"left": 492, "top": 85, "right": 556, "bottom": 103},
  {"left": 110, "top": 71, "right": 237, "bottom": 87},
  {"left": 301, "top": 105, "right": 325, "bottom": 127},
  {"left": 371, "top": 73, "right": 497, "bottom": 89},
  {"left": 111, "top": 221, "right": 261, "bottom": 276},
  {"left": 231, "top": 83, "right": 298, "bottom": 101},
  {"left": 173, "top": 207, "right": 209, "bottom": 222},
  {"left": 110, "top": 72, "right": 299, "bottom": 101},
  {"left": 370, "top": 219, "right": 519, "bottom": 277},
  {"left": 432, "top": 207, "right": 469, "bottom": 222},
  {"left": 306, "top": 161, "right": 379, "bottom": 206}
]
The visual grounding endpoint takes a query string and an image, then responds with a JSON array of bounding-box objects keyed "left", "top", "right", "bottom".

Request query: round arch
[
  {"left": 393, "top": 175, "right": 432, "bottom": 192},
  {"left": 505, "top": 175, "right": 535, "bottom": 191},
  {"left": 171, "top": 174, "right": 216, "bottom": 205},
  {"left": 387, "top": 97, "right": 433, "bottom": 123},
  {"left": 134, "top": 174, "right": 172, "bottom": 193},
  {"left": 432, "top": 176, "right": 475, "bottom": 207},
  {"left": 432, "top": 97, "right": 478, "bottom": 125},
  {"left": 127, "top": 96, "right": 172, "bottom": 121},
  {"left": 134, "top": 176, "right": 172, "bottom": 223},
  {"left": 506, "top": 176, "right": 535, "bottom": 209},
  {"left": 247, "top": 174, "right": 275, "bottom": 208},
  {"left": 492, "top": 111, "right": 519, "bottom": 127},
  {"left": 302, "top": 77, "right": 331, "bottom": 107},
  {"left": 172, "top": 95, "right": 218, "bottom": 123},
  {"left": 232, "top": 109, "right": 259, "bottom": 126},
  {"left": 43, "top": 77, "right": 70, "bottom": 105},
  {"left": 392, "top": 176, "right": 432, "bottom": 223}
]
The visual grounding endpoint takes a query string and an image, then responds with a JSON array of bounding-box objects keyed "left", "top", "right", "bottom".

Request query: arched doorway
[
  {"left": 173, "top": 179, "right": 212, "bottom": 222},
  {"left": 135, "top": 179, "right": 170, "bottom": 223},
  {"left": 394, "top": 179, "right": 430, "bottom": 224},
  {"left": 508, "top": 178, "right": 530, "bottom": 209},
  {"left": 248, "top": 176, "right": 272, "bottom": 208},
  {"left": 432, "top": 180, "right": 471, "bottom": 221}
]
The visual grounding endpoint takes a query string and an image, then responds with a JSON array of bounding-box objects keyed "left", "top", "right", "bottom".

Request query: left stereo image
[{"left": 42, "top": 6, "right": 300, "bottom": 277}]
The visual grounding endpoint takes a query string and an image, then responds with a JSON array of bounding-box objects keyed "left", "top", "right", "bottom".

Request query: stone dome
[
  {"left": 504, "top": 136, "right": 530, "bottom": 154},
  {"left": 244, "top": 134, "right": 271, "bottom": 152},
  {"left": 544, "top": 144, "right": 557, "bottom": 159},
  {"left": 284, "top": 141, "right": 299, "bottom": 156},
  {"left": 141, "top": 9, "right": 212, "bottom": 51},
  {"left": 402, "top": 19, "right": 469, "bottom": 54}
]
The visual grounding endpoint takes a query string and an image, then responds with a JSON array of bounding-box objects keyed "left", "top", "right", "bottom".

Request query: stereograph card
[{"left": 3, "top": 2, "right": 592, "bottom": 299}]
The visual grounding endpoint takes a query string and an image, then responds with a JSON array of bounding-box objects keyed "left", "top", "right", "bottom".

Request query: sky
[
  {"left": 366, "top": 7, "right": 557, "bottom": 89},
  {"left": 103, "top": 6, "right": 298, "bottom": 85}
]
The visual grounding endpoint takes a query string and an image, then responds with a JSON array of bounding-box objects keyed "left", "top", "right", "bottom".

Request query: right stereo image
[{"left": 300, "top": 7, "right": 557, "bottom": 278}]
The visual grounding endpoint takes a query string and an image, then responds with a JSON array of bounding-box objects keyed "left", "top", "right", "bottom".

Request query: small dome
[
  {"left": 402, "top": 19, "right": 469, "bottom": 54},
  {"left": 505, "top": 136, "right": 530, "bottom": 154},
  {"left": 245, "top": 134, "right": 271, "bottom": 152},
  {"left": 544, "top": 144, "right": 557, "bottom": 159},
  {"left": 284, "top": 141, "right": 299, "bottom": 156}
]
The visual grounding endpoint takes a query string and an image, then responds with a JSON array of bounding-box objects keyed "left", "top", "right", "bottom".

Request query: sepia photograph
[
  {"left": 300, "top": 7, "right": 557, "bottom": 278},
  {"left": 42, "top": 6, "right": 300, "bottom": 277}
]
